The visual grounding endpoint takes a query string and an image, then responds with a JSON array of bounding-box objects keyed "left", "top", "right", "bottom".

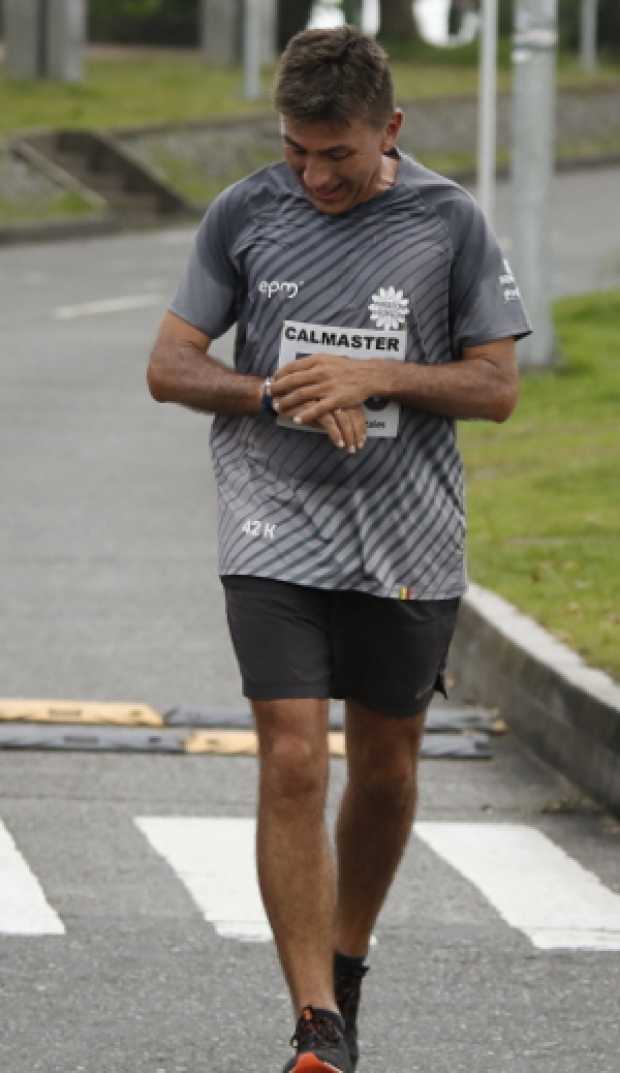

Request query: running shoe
[
  {"left": 283, "top": 1005, "right": 351, "bottom": 1073},
  {"left": 334, "top": 959, "right": 369, "bottom": 1072}
]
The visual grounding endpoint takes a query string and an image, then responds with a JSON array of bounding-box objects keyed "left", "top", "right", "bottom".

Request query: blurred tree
[
  {"left": 498, "top": 0, "right": 514, "bottom": 38},
  {"left": 342, "top": 0, "right": 363, "bottom": 25},
  {"left": 378, "top": 0, "right": 419, "bottom": 40},
  {"left": 89, "top": 0, "right": 198, "bottom": 45},
  {"left": 277, "top": 0, "right": 314, "bottom": 50},
  {"left": 560, "top": 0, "right": 620, "bottom": 55},
  {"left": 448, "top": 0, "right": 479, "bottom": 36},
  {"left": 599, "top": 0, "right": 620, "bottom": 53}
]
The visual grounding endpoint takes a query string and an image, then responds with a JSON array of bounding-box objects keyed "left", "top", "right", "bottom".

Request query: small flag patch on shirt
[{"left": 399, "top": 586, "right": 415, "bottom": 600}]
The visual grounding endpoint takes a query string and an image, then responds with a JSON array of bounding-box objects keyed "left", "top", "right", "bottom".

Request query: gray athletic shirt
[{"left": 170, "top": 151, "right": 531, "bottom": 599}]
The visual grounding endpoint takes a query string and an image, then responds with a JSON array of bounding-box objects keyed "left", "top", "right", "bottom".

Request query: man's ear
[{"left": 381, "top": 109, "right": 404, "bottom": 152}]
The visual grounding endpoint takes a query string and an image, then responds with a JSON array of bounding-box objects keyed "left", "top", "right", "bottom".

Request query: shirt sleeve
[
  {"left": 169, "top": 187, "right": 242, "bottom": 339},
  {"left": 449, "top": 191, "right": 532, "bottom": 356}
]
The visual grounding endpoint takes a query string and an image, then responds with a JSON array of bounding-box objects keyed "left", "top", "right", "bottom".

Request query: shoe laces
[{"left": 290, "top": 1006, "right": 343, "bottom": 1050}]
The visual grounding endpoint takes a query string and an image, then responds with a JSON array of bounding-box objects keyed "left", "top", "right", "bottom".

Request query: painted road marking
[
  {"left": 53, "top": 294, "right": 164, "bottom": 320},
  {"left": 0, "top": 821, "right": 65, "bottom": 936},
  {"left": 185, "top": 729, "right": 347, "bottom": 757},
  {"left": 416, "top": 822, "right": 620, "bottom": 951},
  {"left": 3, "top": 816, "right": 619, "bottom": 947},
  {"left": 0, "top": 699, "right": 163, "bottom": 727},
  {"left": 135, "top": 816, "right": 271, "bottom": 941},
  {"left": 136, "top": 818, "right": 620, "bottom": 951}
]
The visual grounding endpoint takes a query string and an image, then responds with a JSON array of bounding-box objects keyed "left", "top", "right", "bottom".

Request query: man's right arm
[
  {"left": 147, "top": 311, "right": 262, "bottom": 415},
  {"left": 147, "top": 311, "right": 367, "bottom": 452}
]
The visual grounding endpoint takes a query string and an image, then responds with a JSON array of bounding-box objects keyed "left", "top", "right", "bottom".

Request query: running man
[{"left": 147, "top": 26, "right": 531, "bottom": 1073}]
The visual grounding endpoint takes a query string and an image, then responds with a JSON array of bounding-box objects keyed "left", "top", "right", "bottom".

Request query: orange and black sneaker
[
  {"left": 283, "top": 1005, "right": 351, "bottom": 1073},
  {"left": 334, "top": 954, "right": 369, "bottom": 1072}
]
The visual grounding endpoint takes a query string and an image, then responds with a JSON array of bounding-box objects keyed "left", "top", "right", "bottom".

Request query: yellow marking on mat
[
  {"left": 185, "top": 730, "right": 347, "bottom": 757},
  {"left": 0, "top": 700, "right": 163, "bottom": 728}
]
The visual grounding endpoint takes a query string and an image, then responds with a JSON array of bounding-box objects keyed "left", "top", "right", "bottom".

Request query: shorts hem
[{"left": 243, "top": 682, "right": 331, "bottom": 701}]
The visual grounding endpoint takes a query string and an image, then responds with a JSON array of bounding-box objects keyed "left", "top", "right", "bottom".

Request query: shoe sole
[{"left": 292, "top": 1056, "right": 344, "bottom": 1073}]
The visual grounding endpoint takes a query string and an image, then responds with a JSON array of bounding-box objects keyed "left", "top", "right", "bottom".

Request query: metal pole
[
  {"left": 46, "top": 0, "right": 85, "bottom": 83},
  {"left": 200, "top": 0, "right": 239, "bottom": 66},
  {"left": 4, "top": 0, "right": 44, "bottom": 79},
  {"left": 580, "top": 0, "right": 598, "bottom": 73},
  {"left": 244, "top": 0, "right": 261, "bottom": 101},
  {"left": 511, "top": 0, "right": 558, "bottom": 368},
  {"left": 260, "top": 0, "right": 277, "bottom": 66},
  {"left": 477, "top": 0, "right": 498, "bottom": 223}
]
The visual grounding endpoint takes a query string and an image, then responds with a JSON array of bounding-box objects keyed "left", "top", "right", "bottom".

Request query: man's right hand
[{"left": 313, "top": 406, "right": 367, "bottom": 454}]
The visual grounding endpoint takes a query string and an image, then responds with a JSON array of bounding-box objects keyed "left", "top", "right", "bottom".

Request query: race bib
[{"left": 277, "top": 320, "right": 407, "bottom": 438}]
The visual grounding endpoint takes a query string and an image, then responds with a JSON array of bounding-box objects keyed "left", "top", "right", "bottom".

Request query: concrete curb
[{"left": 449, "top": 583, "right": 620, "bottom": 817}]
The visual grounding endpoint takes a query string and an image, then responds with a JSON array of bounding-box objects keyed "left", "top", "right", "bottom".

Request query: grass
[
  {"left": 459, "top": 290, "right": 620, "bottom": 682},
  {"left": 0, "top": 47, "right": 619, "bottom": 136},
  {"left": 0, "top": 190, "right": 99, "bottom": 225},
  {"left": 142, "top": 144, "right": 277, "bottom": 205}
]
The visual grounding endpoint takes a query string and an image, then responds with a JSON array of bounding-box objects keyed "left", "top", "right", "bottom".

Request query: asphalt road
[
  {"left": 1, "top": 166, "right": 620, "bottom": 1073},
  {"left": 1, "top": 742, "right": 620, "bottom": 1073}
]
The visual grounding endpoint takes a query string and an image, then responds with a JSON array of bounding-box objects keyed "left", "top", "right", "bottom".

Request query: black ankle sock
[
  {"left": 334, "top": 950, "right": 368, "bottom": 973},
  {"left": 305, "top": 1006, "right": 345, "bottom": 1031}
]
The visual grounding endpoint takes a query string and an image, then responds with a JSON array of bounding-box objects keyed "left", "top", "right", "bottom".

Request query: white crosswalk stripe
[
  {"left": 2, "top": 815, "right": 620, "bottom": 951},
  {"left": 416, "top": 822, "right": 620, "bottom": 951},
  {"left": 135, "top": 816, "right": 271, "bottom": 942},
  {"left": 0, "top": 819, "right": 65, "bottom": 936}
]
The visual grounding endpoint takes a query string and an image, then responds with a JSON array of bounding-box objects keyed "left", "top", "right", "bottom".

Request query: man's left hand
[{"left": 272, "top": 355, "right": 381, "bottom": 425}]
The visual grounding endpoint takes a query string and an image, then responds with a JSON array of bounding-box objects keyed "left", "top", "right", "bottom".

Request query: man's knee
[
  {"left": 260, "top": 731, "right": 328, "bottom": 801},
  {"left": 346, "top": 703, "right": 425, "bottom": 783},
  {"left": 355, "top": 758, "right": 419, "bottom": 814},
  {"left": 253, "top": 699, "right": 329, "bottom": 804}
]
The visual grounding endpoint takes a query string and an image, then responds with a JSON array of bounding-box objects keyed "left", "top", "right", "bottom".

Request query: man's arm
[
  {"left": 147, "top": 311, "right": 368, "bottom": 451},
  {"left": 271, "top": 338, "right": 519, "bottom": 424},
  {"left": 147, "top": 311, "right": 262, "bottom": 415}
]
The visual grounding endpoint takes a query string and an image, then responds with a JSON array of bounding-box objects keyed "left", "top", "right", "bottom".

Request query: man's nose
[{"left": 302, "top": 157, "right": 333, "bottom": 190}]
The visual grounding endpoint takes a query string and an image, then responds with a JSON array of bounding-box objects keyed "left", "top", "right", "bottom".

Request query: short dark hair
[{"left": 274, "top": 26, "right": 395, "bottom": 129}]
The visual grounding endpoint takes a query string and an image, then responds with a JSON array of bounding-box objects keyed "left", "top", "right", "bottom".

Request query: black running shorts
[{"left": 221, "top": 575, "right": 461, "bottom": 718}]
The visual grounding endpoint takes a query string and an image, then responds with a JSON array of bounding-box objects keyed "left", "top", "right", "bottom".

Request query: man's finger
[
  {"left": 317, "top": 412, "right": 345, "bottom": 449},
  {"left": 274, "top": 385, "right": 325, "bottom": 414},
  {"left": 273, "top": 357, "right": 322, "bottom": 381},
  {"left": 333, "top": 409, "right": 358, "bottom": 453},
  {"left": 293, "top": 398, "right": 336, "bottom": 425},
  {"left": 350, "top": 407, "right": 368, "bottom": 450}
]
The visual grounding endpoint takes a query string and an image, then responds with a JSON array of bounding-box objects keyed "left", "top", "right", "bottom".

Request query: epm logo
[{"left": 258, "top": 279, "right": 303, "bottom": 299}]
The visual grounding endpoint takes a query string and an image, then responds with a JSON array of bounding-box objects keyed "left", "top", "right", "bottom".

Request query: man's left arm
[{"left": 271, "top": 337, "right": 519, "bottom": 426}]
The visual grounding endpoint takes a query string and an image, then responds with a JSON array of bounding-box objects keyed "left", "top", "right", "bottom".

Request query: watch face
[{"left": 365, "top": 395, "right": 389, "bottom": 412}]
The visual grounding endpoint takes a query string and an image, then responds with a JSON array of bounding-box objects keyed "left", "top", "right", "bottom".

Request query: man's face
[{"left": 281, "top": 112, "right": 402, "bottom": 216}]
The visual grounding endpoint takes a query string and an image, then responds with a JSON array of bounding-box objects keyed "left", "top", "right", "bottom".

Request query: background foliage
[{"left": 85, "top": 0, "right": 620, "bottom": 54}]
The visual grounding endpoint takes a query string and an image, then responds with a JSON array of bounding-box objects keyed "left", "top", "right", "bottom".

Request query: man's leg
[
  {"left": 253, "top": 696, "right": 338, "bottom": 1015},
  {"left": 334, "top": 700, "right": 426, "bottom": 957}
]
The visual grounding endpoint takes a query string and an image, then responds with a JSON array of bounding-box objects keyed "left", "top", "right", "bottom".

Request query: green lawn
[
  {"left": 1, "top": 48, "right": 619, "bottom": 136},
  {"left": 0, "top": 189, "right": 99, "bottom": 225},
  {"left": 459, "top": 290, "right": 620, "bottom": 682}
]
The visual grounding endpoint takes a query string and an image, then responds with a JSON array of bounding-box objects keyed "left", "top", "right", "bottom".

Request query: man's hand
[
  {"left": 272, "top": 355, "right": 379, "bottom": 426},
  {"left": 316, "top": 405, "right": 367, "bottom": 453},
  {"left": 286, "top": 402, "right": 367, "bottom": 453}
]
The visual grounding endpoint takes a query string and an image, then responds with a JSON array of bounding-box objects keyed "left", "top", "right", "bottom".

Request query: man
[{"left": 147, "top": 26, "right": 531, "bottom": 1073}]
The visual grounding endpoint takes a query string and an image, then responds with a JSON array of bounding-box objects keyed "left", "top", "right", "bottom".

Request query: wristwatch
[{"left": 260, "top": 377, "right": 276, "bottom": 415}]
